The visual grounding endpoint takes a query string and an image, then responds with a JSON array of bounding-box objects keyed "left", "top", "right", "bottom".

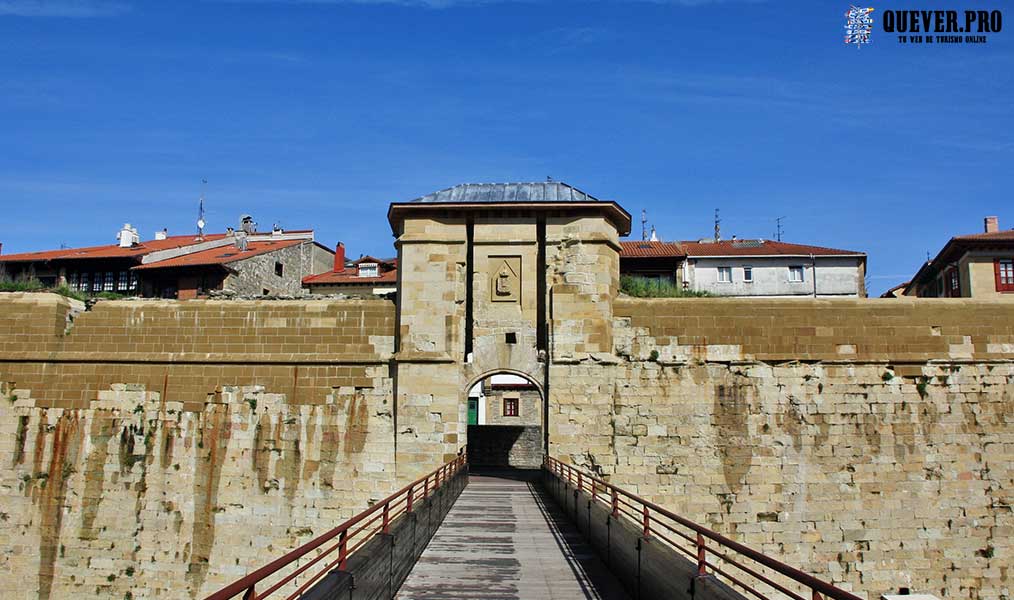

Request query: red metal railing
[
  {"left": 544, "top": 456, "right": 862, "bottom": 600},
  {"left": 206, "top": 451, "right": 468, "bottom": 600}
]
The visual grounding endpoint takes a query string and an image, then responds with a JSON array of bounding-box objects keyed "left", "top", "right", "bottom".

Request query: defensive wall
[
  {"left": 550, "top": 298, "right": 1014, "bottom": 599},
  {"left": 0, "top": 292, "right": 1012, "bottom": 599},
  {"left": 0, "top": 293, "right": 397, "bottom": 599}
]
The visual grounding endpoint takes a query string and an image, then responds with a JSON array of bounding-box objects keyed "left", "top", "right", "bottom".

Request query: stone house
[
  {"left": 903, "top": 216, "right": 1014, "bottom": 298},
  {"left": 620, "top": 239, "right": 867, "bottom": 298},
  {"left": 466, "top": 373, "right": 542, "bottom": 427},
  {"left": 0, "top": 220, "right": 333, "bottom": 299},
  {"left": 302, "top": 242, "right": 398, "bottom": 296}
]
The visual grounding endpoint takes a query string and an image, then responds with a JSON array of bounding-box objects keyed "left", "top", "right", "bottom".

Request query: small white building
[{"left": 681, "top": 239, "right": 867, "bottom": 298}]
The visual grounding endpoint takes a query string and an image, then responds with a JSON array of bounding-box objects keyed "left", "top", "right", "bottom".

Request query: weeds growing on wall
[
  {"left": 0, "top": 271, "right": 92, "bottom": 302},
  {"left": 619, "top": 275, "right": 712, "bottom": 298},
  {"left": 0, "top": 272, "right": 45, "bottom": 292}
]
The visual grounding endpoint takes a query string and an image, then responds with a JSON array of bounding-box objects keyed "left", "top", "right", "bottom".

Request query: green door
[{"left": 467, "top": 398, "right": 478, "bottom": 425}]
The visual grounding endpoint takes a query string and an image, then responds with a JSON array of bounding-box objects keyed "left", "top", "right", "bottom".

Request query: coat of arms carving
[{"left": 489, "top": 257, "right": 520, "bottom": 303}]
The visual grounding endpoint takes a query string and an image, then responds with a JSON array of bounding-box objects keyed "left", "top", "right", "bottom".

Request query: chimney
[
  {"left": 334, "top": 242, "right": 345, "bottom": 272},
  {"left": 240, "top": 214, "right": 256, "bottom": 234},
  {"left": 984, "top": 216, "right": 999, "bottom": 233},
  {"left": 155, "top": 228, "right": 168, "bottom": 241},
  {"left": 117, "top": 223, "right": 139, "bottom": 248}
]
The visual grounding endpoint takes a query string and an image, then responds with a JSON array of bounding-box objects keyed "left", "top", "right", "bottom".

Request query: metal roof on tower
[{"left": 410, "top": 182, "right": 601, "bottom": 204}]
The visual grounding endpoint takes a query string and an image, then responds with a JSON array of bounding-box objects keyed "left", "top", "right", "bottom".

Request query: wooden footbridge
[{"left": 206, "top": 454, "right": 864, "bottom": 600}]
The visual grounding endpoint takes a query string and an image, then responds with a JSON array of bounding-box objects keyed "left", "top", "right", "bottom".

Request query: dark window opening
[
  {"left": 262, "top": 288, "right": 270, "bottom": 295},
  {"left": 503, "top": 397, "right": 519, "bottom": 417},
  {"left": 505, "top": 332, "right": 517, "bottom": 344},
  {"left": 275, "top": 261, "right": 284, "bottom": 277},
  {"left": 996, "top": 259, "right": 1014, "bottom": 292}
]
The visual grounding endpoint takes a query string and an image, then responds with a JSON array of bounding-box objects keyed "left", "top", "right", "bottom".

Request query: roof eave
[
  {"left": 387, "top": 201, "right": 632, "bottom": 236},
  {"left": 685, "top": 253, "right": 866, "bottom": 259}
]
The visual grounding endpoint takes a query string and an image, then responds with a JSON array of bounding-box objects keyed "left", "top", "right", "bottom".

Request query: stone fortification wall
[
  {"left": 0, "top": 293, "right": 398, "bottom": 599},
  {"left": 549, "top": 297, "right": 1014, "bottom": 600}
]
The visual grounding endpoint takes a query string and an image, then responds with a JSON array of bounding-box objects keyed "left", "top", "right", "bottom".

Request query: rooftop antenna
[
  {"left": 775, "top": 216, "right": 786, "bottom": 242},
  {"left": 714, "top": 208, "right": 721, "bottom": 241},
  {"left": 641, "top": 209, "right": 649, "bottom": 241},
  {"left": 196, "top": 179, "right": 207, "bottom": 241}
]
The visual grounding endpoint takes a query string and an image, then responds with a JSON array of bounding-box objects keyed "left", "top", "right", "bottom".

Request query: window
[
  {"left": 717, "top": 266, "right": 732, "bottom": 283},
  {"left": 104, "top": 272, "right": 115, "bottom": 291},
  {"left": 118, "top": 271, "right": 128, "bottom": 292},
  {"left": 128, "top": 272, "right": 138, "bottom": 291},
  {"left": 996, "top": 259, "right": 1014, "bottom": 292},
  {"left": 743, "top": 266, "right": 753, "bottom": 283},
  {"left": 68, "top": 273, "right": 79, "bottom": 291},
  {"left": 789, "top": 266, "right": 804, "bottom": 282},
  {"left": 358, "top": 263, "right": 378, "bottom": 278},
  {"left": 503, "top": 397, "right": 519, "bottom": 417},
  {"left": 948, "top": 269, "right": 960, "bottom": 297},
  {"left": 80, "top": 273, "right": 89, "bottom": 293},
  {"left": 274, "top": 261, "right": 284, "bottom": 277}
]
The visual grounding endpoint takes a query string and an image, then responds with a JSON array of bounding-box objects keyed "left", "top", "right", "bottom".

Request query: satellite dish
[{"left": 197, "top": 219, "right": 206, "bottom": 230}]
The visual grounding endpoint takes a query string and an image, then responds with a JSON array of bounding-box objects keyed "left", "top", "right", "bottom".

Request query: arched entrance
[{"left": 463, "top": 370, "right": 544, "bottom": 469}]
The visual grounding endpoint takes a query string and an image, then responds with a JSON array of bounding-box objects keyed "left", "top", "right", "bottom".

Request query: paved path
[{"left": 395, "top": 472, "right": 631, "bottom": 600}]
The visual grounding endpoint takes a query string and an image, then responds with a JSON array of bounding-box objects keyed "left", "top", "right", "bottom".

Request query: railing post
[
  {"left": 642, "top": 505, "right": 650, "bottom": 537},
  {"left": 407, "top": 485, "right": 414, "bottom": 513},
  {"left": 577, "top": 472, "right": 583, "bottom": 494},
  {"left": 338, "top": 529, "right": 348, "bottom": 571},
  {"left": 424, "top": 475, "right": 429, "bottom": 499},
  {"left": 242, "top": 585, "right": 257, "bottom": 600},
  {"left": 383, "top": 501, "right": 390, "bottom": 533},
  {"left": 696, "top": 532, "right": 706, "bottom": 576},
  {"left": 611, "top": 489, "right": 619, "bottom": 518}
]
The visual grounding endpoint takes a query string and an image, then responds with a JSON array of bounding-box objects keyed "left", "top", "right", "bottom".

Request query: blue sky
[{"left": 1, "top": 0, "right": 1011, "bottom": 295}]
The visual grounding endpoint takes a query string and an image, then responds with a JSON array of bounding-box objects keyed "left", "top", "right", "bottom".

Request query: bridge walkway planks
[{"left": 394, "top": 471, "right": 631, "bottom": 600}]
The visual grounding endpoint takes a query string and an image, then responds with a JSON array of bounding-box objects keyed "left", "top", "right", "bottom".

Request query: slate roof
[
  {"left": 132, "top": 239, "right": 304, "bottom": 270},
  {"left": 410, "top": 182, "right": 601, "bottom": 204}
]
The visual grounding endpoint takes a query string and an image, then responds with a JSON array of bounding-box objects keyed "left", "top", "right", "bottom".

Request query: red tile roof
[
  {"left": 132, "top": 239, "right": 304, "bottom": 270},
  {"left": 619, "top": 239, "right": 863, "bottom": 258},
  {"left": 619, "top": 241, "right": 686, "bottom": 258},
  {"left": 303, "top": 267, "right": 398, "bottom": 285},
  {"left": 0, "top": 234, "right": 228, "bottom": 263},
  {"left": 680, "top": 240, "right": 863, "bottom": 257},
  {"left": 953, "top": 230, "right": 1014, "bottom": 242},
  {"left": 907, "top": 229, "right": 1014, "bottom": 289}
]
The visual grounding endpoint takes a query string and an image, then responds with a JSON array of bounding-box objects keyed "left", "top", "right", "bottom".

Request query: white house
[{"left": 681, "top": 239, "right": 867, "bottom": 298}]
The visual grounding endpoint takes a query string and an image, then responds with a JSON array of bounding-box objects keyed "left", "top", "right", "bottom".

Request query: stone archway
[{"left": 463, "top": 370, "right": 544, "bottom": 468}]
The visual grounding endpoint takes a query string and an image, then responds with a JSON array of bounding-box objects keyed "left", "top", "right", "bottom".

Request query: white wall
[{"left": 688, "top": 256, "right": 862, "bottom": 297}]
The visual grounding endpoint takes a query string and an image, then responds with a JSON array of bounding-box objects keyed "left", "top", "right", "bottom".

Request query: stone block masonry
[
  {"left": 550, "top": 297, "right": 1014, "bottom": 600},
  {"left": 0, "top": 293, "right": 398, "bottom": 599},
  {"left": 2, "top": 292, "right": 1014, "bottom": 599}
]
